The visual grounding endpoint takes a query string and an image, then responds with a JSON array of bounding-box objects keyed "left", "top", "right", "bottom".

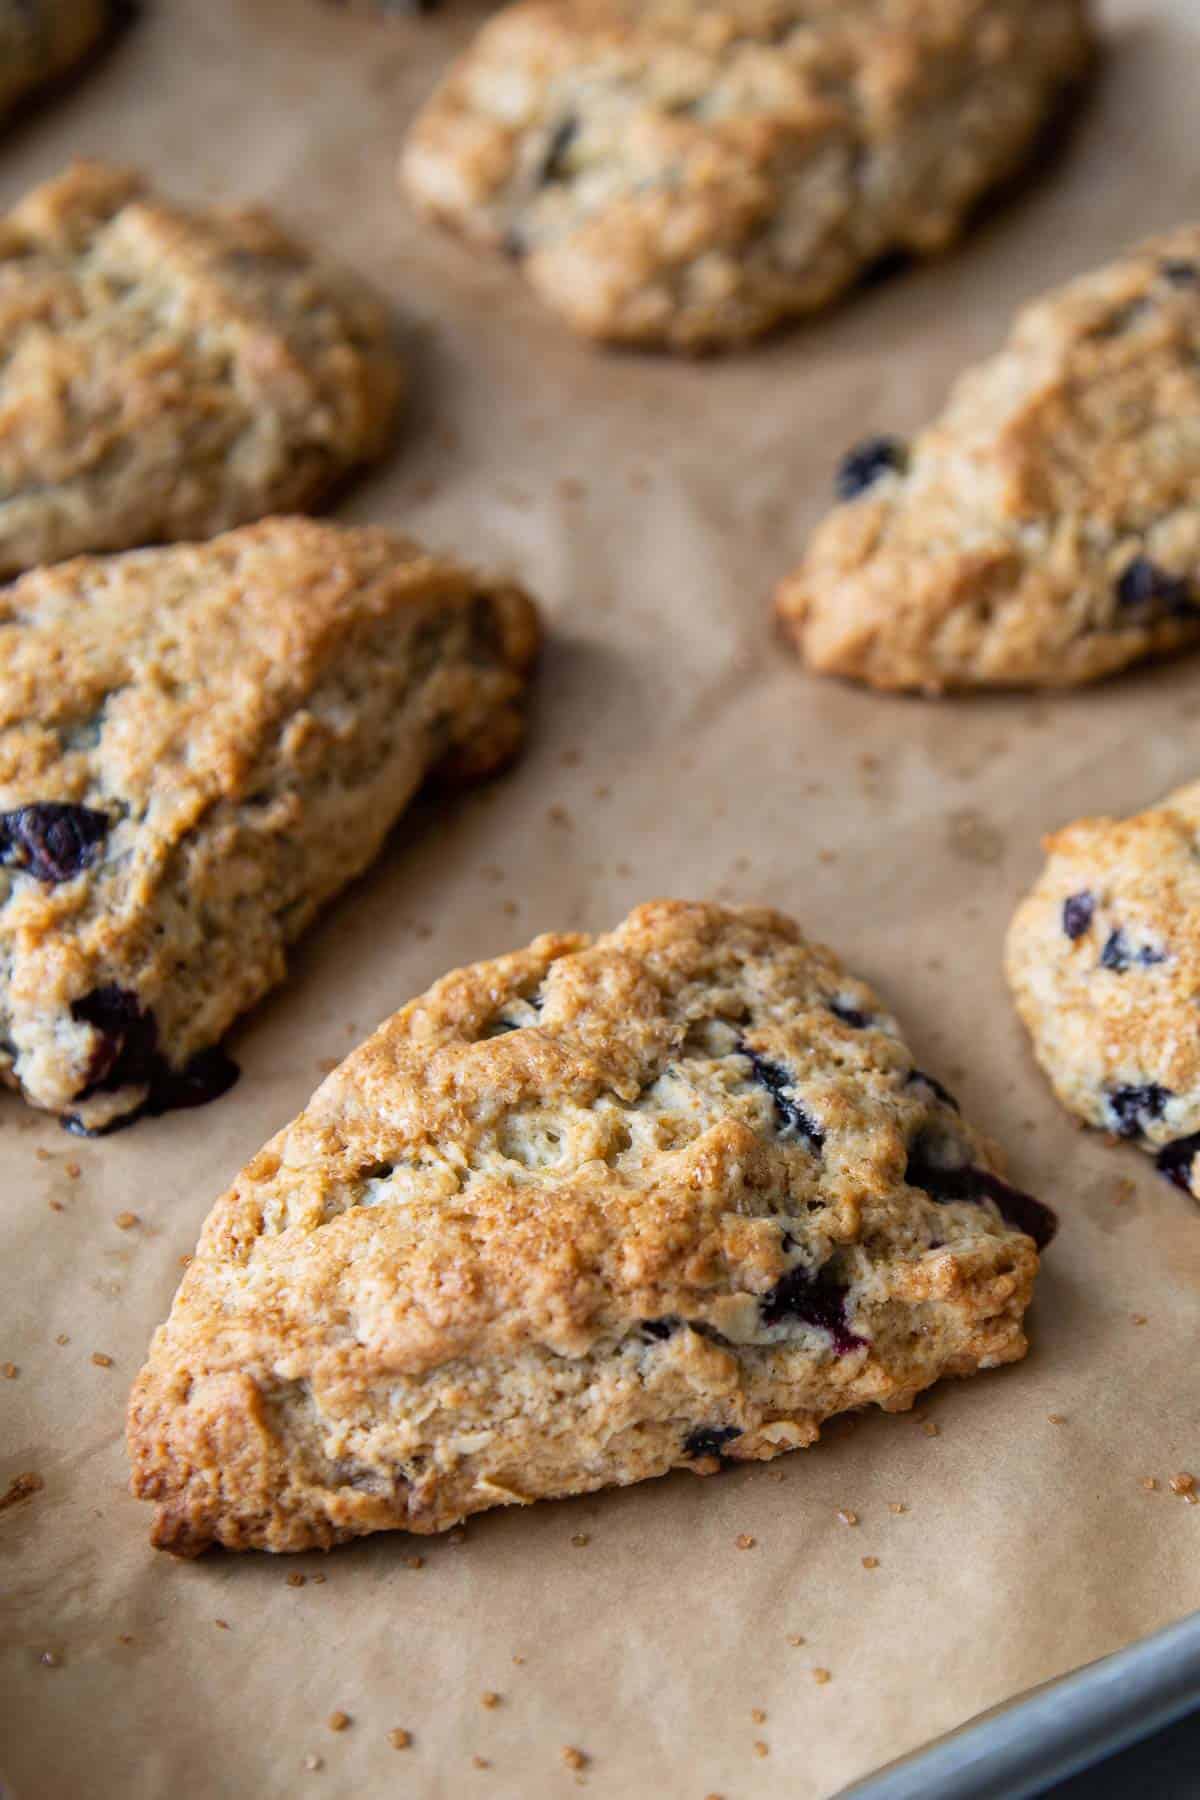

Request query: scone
[
  {"left": 777, "top": 226, "right": 1200, "bottom": 690},
  {"left": 0, "top": 161, "right": 404, "bottom": 576},
  {"left": 0, "top": 0, "right": 111, "bottom": 121},
  {"left": 0, "top": 518, "right": 539, "bottom": 1134},
  {"left": 127, "top": 899, "right": 1054, "bottom": 1555},
  {"left": 401, "top": 0, "right": 1092, "bottom": 352},
  {"left": 1007, "top": 783, "right": 1200, "bottom": 1198}
]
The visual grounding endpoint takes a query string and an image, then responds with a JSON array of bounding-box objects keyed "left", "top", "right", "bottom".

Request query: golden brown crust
[
  {"left": 129, "top": 900, "right": 1049, "bottom": 1555},
  {"left": 0, "top": 161, "right": 404, "bottom": 575},
  {"left": 402, "top": 0, "right": 1092, "bottom": 350},
  {"left": 1006, "top": 780, "right": 1200, "bottom": 1195},
  {"left": 0, "top": 517, "right": 539, "bottom": 1130},
  {"left": 778, "top": 225, "right": 1200, "bottom": 690}
]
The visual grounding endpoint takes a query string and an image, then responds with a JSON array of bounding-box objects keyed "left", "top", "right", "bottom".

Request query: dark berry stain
[
  {"left": 72, "top": 985, "right": 158, "bottom": 1093},
  {"left": 640, "top": 1318, "right": 678, "bottom": 1341},
  {"left": 835, "top": 436, "right": 907, "bottom": 502},
  {"left": 906, "top": 1068, "right": 961, "bottom": 1113},
  {"left": 829, "top": 999, "right": 869, "bottom": 1028},
  {"left": 1107, "top": 1084, "right": 1171, "bottom": 1140},
  {"left": 65, "top": 984, "right": 239, "bottom": 1133},
  {"left": 682, "top": 1425, "right": 740, "bottom": 1461},
  {"left": 1062, "top": 892, "right": 1095, "bottom": 940},
  {"left": 1100, "top": 929, "right": 1166, "bottom": 973},
  {"left": 759, "top": 1265, "right": 864, "bottom": 1355},
  {"left": 0, "top": 803, "right": 109, "bottom": 885},
  {"left": 1157, "top": 1132, "right": 1200, "bottom": 1192},
  {"left": 1162, "top": 260, "right": 1199, "bottom": 286},
  {"left": 539, "top": 116, "right": 579, "bottom": 185},
  {"left": 905, "top": 1137, "right": 1057, "bottom": 1249},
  {"left": 740, "top": 1044, "right": 824, "bottom": 1149},
  {"left": 1115, "top": 556, "right": 1196, "bottom": 617}
]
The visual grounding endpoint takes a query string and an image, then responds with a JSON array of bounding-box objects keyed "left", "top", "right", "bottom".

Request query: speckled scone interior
[
  {"left": 0, "top": 517, "right": 539, "bottom": 1132},
  {"left": 128, "top": 900, "right": 1054, "bottom": 1556},
  {"left": 0, "top": 0, "right": 111, "bottom": 120},
  {"left": 0, "top": 160, "right": 404, "bottom": 575},
  {"left": 1007, "top": 781, "right": 1200, "bottom": 1198},
  {"left": 778, "top": 225, "right": 1200, "bottom": 690},
  {"left": 401, "top": 0, "right": 1092, "bottom": 350}
]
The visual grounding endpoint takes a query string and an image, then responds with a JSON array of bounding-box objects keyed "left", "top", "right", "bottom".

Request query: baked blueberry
[
  {"left": 1100, "top": 929, "right": 1165, "bottom": 973},
  {"left": 905, "top": 1137, "right": 1056, "bottom": 1249},
  {"left": 1157, "top": 1132, "right": 1200, "bottom": 1192},
  {"left": 759, "top": 1265, "right": 864, "bottom": 1355},
  {"left": 740, "top": 1044, "right": 824, "bottom": 1148},
  {"left": 906, "top": 1068, "right": 961, "bottom": 1112},
  {"left": 539, "top": 116, "right": 578, "bottom": 186},
  {"left": 72, "top": 985, "right": 159, "bottom": 1095},
  {"left": 835, "top": 437, "right": 907, "bottom": 502},
  {"left": 1062, "top": 892, "right": 1094, "bottom": 940},
  {"left": 682, "top": 1426, "right": 740, "bottom": 1461},
  {"left": 1115, "top": 556, "right": 1195, "bottom": 615},
  {"left": 1106, "top": 1083, "right": 1171, "bottom": 1139},
  {"left": 0, "top": 802, "right": 109, "bottom": 885}
]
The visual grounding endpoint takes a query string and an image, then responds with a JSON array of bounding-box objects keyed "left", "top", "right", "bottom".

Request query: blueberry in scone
[
  {"left": 1007, "top": 781, "right": 1200, "bottom": 1199},
  {"left": 0, "top": 161, "right": 405, "bottom": 576},
  {"left": 400, "top": 0, "right": 1092, "bottom": 352},
  {"left": 127, "top": 900, "right": 1053, "bottom": 1555},
  {"left": 0, "top": 518, "right": 539, "bottom": 1133},
  {"left": 778, "top": 225, "right": 1200, "bottom": 690},
  {"left": 0, "top": 1, "right": 112, "bottom": 122}
]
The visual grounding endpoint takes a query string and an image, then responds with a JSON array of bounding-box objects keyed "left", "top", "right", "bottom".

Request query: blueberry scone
[
  {"left": 127, "top": 900, "right": 1054, "bottom": 1555},
  {"left": 777, "top": 226, "right": 1200, "bottom": 690},
  {"left": 0, "top": 161, "right": 404, "bottom": 577},
  {"left": 0, "top": 518, "right": 539, "bottom": 1134},
  {"left": 1007, "top": 783, "right": 1200, "bottom": 1199},
  {"left": 401, "top": 0, "right": 1092, "bottom": 352},
  {"left": 0, "top": 0, "right": 111, "bottom": 121}
]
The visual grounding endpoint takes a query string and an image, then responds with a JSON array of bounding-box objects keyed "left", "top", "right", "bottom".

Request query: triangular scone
[
  {"left": 1007, "top": 781, "right": 1200, "bottom": 1198},
  {"left": 129, "top": 901, "right": 1054, "bottom": 1555},
  {"left": 0, "top": 518, "right": 538, "bottom": 1131},
  {"left": 777, "top": 227, "right": 1200, "bottom": 690}
]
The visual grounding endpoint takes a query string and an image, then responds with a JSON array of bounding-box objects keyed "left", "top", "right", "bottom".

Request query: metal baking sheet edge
[{"left": 835, "top": 1609, "right": 1200, "bottom": 1800}]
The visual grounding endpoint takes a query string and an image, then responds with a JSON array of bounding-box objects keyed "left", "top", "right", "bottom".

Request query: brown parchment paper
[{"left": 3, "top": 1, "right": 1200, "bottom": 1794}]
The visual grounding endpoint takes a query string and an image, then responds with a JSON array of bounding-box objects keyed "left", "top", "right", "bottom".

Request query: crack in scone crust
[
  {"left": 127, "top": 899, "right": 1050, "bottom": 1555},
  {"left": 0, "top": 517, "right": 539, "bottom": 1132},
  {"left": 1006, "top": 780, "right": 1200, "bottom": 1198},
  {"left": 0, "top": 1, "right": 111, "bottom": 121},
  {"left": 0, "top": 160, "right": 405, "bottom": 576},
  {"left": 778, "top": 225, "right": 1200, "bottom": 689},
  {"left": 401, "top": 0, "right": 1092, "bottom": 350}
]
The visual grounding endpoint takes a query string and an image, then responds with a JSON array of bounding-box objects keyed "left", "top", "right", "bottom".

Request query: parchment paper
[{"left": 2, "top": 2, "right": 1199, "bottom": 1795}]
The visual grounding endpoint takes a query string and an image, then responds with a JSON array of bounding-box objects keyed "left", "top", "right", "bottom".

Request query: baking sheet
[
  {"left": 836, "top": 1610, "right": 1200, "bottom": 1800},
  {"left": 3, "top": 1, "right": 1200, "bottom": 1795},
  {"left": 841, "top": 1612, "right": 1200, "bottom": 1792}
]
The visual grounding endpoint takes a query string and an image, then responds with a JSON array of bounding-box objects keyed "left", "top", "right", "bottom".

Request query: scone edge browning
[
  {"left": 1006, "top": 780, "right": 1200, "bottom": 1195},
  {"left": 401, "top": 0, "right": 1093, "bottom": 350},
  {"left": 777, "top": 223, "right": 1200, "bottom": 691},
  {"left": 0, "top": 160, "right": 405, "bottom": 575},
  {"left": 0, "top": 517, "right": 539, "bottom": 1131},
  {"left": 129, "top": 899, "right": 1051, "bottom": 1555}
]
